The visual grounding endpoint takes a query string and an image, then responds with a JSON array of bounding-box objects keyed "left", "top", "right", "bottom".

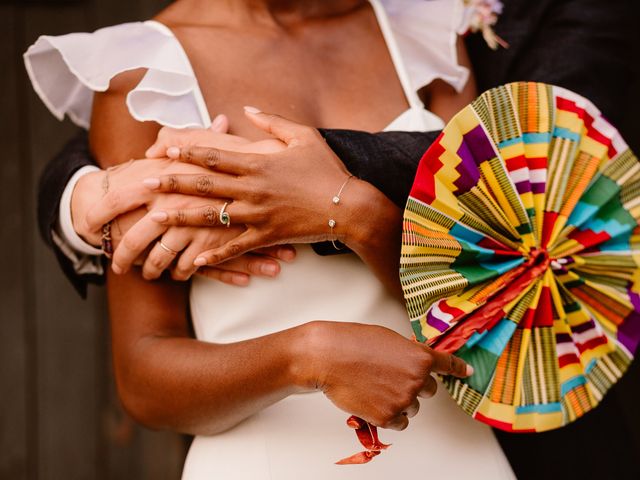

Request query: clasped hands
[{"left": 73, "top": 107, "right": 356, "bottom": 284}]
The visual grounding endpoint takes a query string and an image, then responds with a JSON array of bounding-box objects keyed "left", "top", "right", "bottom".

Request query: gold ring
[
  {"left": 219, "top": 202, "right": 231, "bottom": 227},
  {"left": 158, "top": 240, "right": 178, "bottom": 255}
]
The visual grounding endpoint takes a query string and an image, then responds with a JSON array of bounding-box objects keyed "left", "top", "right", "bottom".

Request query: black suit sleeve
[
  {"left": 318, "top": 129, "right": 441, "bottom": 208},
  {"left": 38, "top": 130, "right": 102, "bottom": 298},
  {"left": 311, "top": 130, "right": 440, "bottom": 255}
]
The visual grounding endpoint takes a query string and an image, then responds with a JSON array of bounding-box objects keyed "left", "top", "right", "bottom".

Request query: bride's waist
[
  {"left": 182, "top": 389, "right": 512, "bottom": 480},
  {"left": 188, "top": 245, "right": 410, "bottom": 343}
]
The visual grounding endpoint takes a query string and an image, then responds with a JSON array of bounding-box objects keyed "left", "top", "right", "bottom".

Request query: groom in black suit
[{"left": 37, "top": 0, "right": 640, "bottom": 478}]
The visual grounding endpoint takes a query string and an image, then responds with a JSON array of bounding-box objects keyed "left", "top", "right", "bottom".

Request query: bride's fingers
[
  {"left": 384, "top": 412, "right": 410, "bottom": 431},
  {"left": 214, "top": 254, "right": 281, "bottom": 278},
  {"left": 145, "top": 114, "right": 230, "bottom": 158},
  {"left": 209, "top": 113, "right": 230, "bottom": 134},
  {"left": 149, "top": 203, "right": 255, "bottom": 228},
  {"left": 404, "top": 398, "right": 420, "bottom": 419},
  {"left": 172, "top": 245, "right": 287, "bottom": 282},
  {"left": 142, "top": 173, "right": 243, "bottom": 199},
  {"left": 194, "top": 231, "right": 264, "bottom": 266},
  {"left": 418, "top": 375, "right": 438, "bottom": 399},
  {"left": 142, "top": 230, "right": 190, "bottom": 280},
  {"left": 112, "top": 214, "right": 167, "bottom": 274},
  {"left": 177, "top": 145, "right": 255, "bottom": 175},
  {"left": 195, "top": 268, "right": 250, "bottom": 286},
  {"left": 253, "top": 245, "right": 297, "bottom": 262},
  {"left": 428, "top": 350, "right": 473, "bottom": 378},
  {"left": 171, "top": 242, "right": 204, "bottom": 281},
  {"left": 85, "top": 183, "right": 152, "bottom": 232},
  {"left": 243, "top": 106, "right": 321, "bottom": 146}
]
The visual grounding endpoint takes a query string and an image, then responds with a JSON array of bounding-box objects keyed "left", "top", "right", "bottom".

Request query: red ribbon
[{"left": 335, "top": 416, "right": 390, "bottom": 465}]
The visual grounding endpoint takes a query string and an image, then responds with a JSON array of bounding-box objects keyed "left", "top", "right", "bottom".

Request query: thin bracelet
[
  {"left": 328, "top": 175, "right": 355, "bottom": 250},
  {"left": 101, "top": 169, "right": 114, "bottom": 259}
]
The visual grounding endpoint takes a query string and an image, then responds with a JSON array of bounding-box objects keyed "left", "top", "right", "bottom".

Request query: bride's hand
[
  {"left": 141, "top": 107, "right": 382, "bottom": 266},
  {"left": 295, "top": 321, "right": 473, "bottom": 431}
]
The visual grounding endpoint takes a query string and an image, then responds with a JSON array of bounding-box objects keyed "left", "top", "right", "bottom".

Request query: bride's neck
[{"left": 174, "top": 0, "right": 368, "bottom": 26}]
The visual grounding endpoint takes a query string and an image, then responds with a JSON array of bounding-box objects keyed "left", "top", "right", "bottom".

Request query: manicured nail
[
  {"left": 194, "top": 257, "right": 207, "bottom": 267},
  {"left": 211, "top": 114, "right": 225, "bottom": 130},
  {"left": 243, "top": 105, "right": 261, "bottom": 114},
  {"left": 279, "top": 248, "right": 296, "bottom": 262},
  {"left": 466, "top": 364, "right": 475, "bottom": 376},
  {"left": 233, "top": 274, "right": 250, "bottom": 286},
  {"left": 150, "top": 211, "right": 168, "bottom": 222},
  {"left": 142, "top": 177, "right": 160, "bottom": 189},
  {"left": 112, "top": 263, "right": 122, "bottom": 275},
  {"left": 167, "top": 146, "right": 180, "bottom": 159},
  {"left": 261, "top": 263, "right": 278, "bottom": 276}
]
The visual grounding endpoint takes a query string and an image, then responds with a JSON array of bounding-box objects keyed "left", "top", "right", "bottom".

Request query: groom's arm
[{"left": 38, "top": 130, "right": 104, "bottom": 298}]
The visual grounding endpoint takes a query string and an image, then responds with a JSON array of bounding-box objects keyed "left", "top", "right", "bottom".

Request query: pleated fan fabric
[{"left": 401, "top": 82, "right": 640, "bottom": 433}]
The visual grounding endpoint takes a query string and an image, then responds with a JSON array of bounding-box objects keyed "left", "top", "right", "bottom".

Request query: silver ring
[
  {"left": 219, "top": 202, "right": 231, "bottom": 227},
  {"left": 158, "top": 240, "right": 178, "bottom": 255}
]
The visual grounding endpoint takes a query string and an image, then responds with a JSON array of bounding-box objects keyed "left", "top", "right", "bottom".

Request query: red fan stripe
[
  {"left": 410, "top": 133, "right": 445, "bottom": 203},
  {"left": 556, "top": 97, "right": 613, "bottom": 147},
  {"left": 533, "top": 287, "right": 554, "bottom": 327},
  {"left": 558, "top": 353, "right": 580, "bottom": 368}
]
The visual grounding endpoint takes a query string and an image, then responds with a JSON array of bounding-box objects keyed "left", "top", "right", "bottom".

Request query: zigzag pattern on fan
[{"left": 401, "top": 82, "right": 640, "bottom": 433}]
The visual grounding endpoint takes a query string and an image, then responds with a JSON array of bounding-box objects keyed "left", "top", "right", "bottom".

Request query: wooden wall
[
  {"left": 0, "top": 1, "right": 185, "bottom": 479},
  {"left": 1, "top": 1, "right": 639, "bottom": 479}
]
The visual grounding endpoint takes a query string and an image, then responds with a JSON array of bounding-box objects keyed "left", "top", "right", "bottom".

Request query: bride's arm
[
  {"left": 92, "top": 73, "right": 471, "bottom": 435},
  {"left": 89, "top": 74, "right": 308, "bottom": 434}
]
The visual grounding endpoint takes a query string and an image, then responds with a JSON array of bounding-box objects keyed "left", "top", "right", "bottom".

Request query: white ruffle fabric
[
  {"left": 24, "top": 21, "right": 211, "bottom": 129},
  {"left": 24, "top": 0, "right": 469, "bottom": 131},
  {"left": 380, "top": 0, "right": 470, "bottom": 94}
]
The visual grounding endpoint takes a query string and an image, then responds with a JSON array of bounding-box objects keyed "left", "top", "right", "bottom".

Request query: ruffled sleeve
[
  {"left": 380, "top": 0, "right": 470, "bottom": 94},
  {"left": 23, "top": 21, "right": 211, "bottom": 130}
]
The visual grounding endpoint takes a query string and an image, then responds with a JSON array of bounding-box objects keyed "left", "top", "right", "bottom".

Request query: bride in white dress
[{"left": 25, "top": 0, "right": 516, "bottom": 478}]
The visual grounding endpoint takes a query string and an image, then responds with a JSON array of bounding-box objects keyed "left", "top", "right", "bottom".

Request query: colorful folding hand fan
[{"left": 400, "top": 82, "right": 640, "bottom": 433}]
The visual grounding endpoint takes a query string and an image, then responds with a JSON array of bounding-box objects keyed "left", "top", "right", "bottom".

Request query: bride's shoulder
[{"left": 24, "top": 20, "right": 209, "bottom": 130}]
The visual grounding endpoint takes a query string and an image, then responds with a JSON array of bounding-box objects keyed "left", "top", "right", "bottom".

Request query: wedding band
[
  {"left": 219, "top": 202, "right": 231, "bottom": 227},
  {"left": 158, "top": 240, "right": 178, "bottom": 255}
]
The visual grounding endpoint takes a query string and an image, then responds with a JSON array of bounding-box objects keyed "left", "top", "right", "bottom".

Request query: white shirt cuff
[{"left": 58, "top": 165, "right": 104, "bottom": 256}]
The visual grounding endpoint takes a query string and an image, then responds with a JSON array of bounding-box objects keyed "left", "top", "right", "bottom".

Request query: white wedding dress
[{"left": 25, "top": 0, "right": 515, "bottom": 478}]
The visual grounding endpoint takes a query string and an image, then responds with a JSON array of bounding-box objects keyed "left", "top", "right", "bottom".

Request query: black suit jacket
[{"left": 37, "top": 0, "right": 640, "bottom": 477}]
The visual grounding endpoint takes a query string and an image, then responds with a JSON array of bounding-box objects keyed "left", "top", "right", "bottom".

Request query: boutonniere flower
[{"left": 462, "top": 0, "right": 508, "bottom": 50}]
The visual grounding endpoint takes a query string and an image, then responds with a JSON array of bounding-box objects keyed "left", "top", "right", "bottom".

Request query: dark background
[
  {"left": 1, "top": 0, "right": 639, "bottom": 479},
  {"left": 1, "top": 2, "right": 184, "bottom": 479}
]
